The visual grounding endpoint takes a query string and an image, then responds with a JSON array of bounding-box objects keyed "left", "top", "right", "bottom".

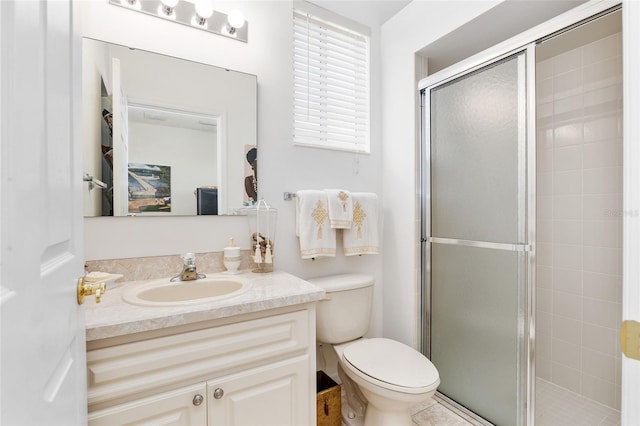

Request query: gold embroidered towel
[
  {"left": 343, "top": 192, "right": 379, "bottom": 256},
  {"left": 295, "top": 190, "right": 336, "bottom": 259},
  {"left": 324, "top": 189, "right": 353, "bottom": 229}
]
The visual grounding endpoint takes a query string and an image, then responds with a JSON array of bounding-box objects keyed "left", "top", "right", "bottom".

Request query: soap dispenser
[{"left": 223, "top": 238, "right": 241, "bottom": 274}]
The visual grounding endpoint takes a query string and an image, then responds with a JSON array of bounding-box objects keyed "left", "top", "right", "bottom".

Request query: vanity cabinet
[{"left": 87, "top": 306, "right": 316, "bottom": 425}]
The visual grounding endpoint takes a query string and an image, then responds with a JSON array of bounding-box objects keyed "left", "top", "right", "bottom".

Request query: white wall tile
[
  {"left": 537, "top": 286, "right": 553, "bottom": 313},
  {"left": 537, "top": 59, "right": 553, "bottom": 80},
  {"left": 537, "top": 173, "right": 553, "bottom": 197},
  {"left": 584, "top": 114, "right": 620, "bottom": 142},
  {"left": 537, "top": 265, "right": 553, "bottom": 289},
  {"left": 554, "top": 195, "right": 582, "bottom": 220},
  {"left": 538, "top": 148, "right": 553, "bottom": 172},
  {"left": 554, "top": 93, "right": 583, "bottom": 117},
  {"left": 552, "top": 363, "right": 582, "bottom": 394},
  {"left": 583, "top": 272, "right": 621, "bottom": 303},
  {"left": 583, "top": 57, "right": 622, "bottom": 92},
  {"left": 582, "top": 220, "right": 622, "bottom": 248},
  {"left": 581, "top": 373, "right": 618, "bottom": 409},
  {"left": 554, "top": 48, "right": 582, "bottom": 74},
  {"left": 537, "top": 310, "right": 553, "bottom": 335},
  {"left": 583, "top": 140, "right": 622, "bottom": 169},
  {"left": 582, "top": 194, "right": 622, "bottom": 220},
  {"left": 552, "top": 315, "right": 581, "bottom": 345},
  {"left": 583, "top": 246, "right": 622, "bottom": 276},
  {"left": 553, "top": 267, "right": 582, "bottom": 295},
  {"left": 553, "top": 289, "right": 582, "bottom": 320},
  {"left": 553, "top": 243, "right": 582, "bottom": 270},
  {"left": 537, "top": 76, "right": 554, "bottom": 103},
  {"left": 583, "top": 297, "right": 621, "bottom": 329},
  {"left": 582, "top": 323, "right": 618, "bottom": 356},
  {"left": 554, "top": 145, "right": 582, "bottom": 171},
  {"left": 583, "top": 166, "right": 622, "bottom": 195},
  {"left": 536, "top": 29, "right": 622, "bottom": 411},
  {"left": 552, "top": 338, "right": 581, "bottom": 367},
  {"left": 584, "top": 85, "right": 622, "bottom": 117},
  {"left": 537, "top": 242, "right": 553, "bottom": 267},
  {"left": 582, "top": 348, "right": 617, "bottom": 384},
  {"left": 537, "top": 219, "right": 553, "bottom": 243},
  {"left": 554, "top": 122, "right": 584, "bottom": 147},
  {"left": 583, "top": 34, "right": 621, "bottom": 64},
  {"left": 554, "top": 170, "right": 582, "bottom": 195},
  {"left": 553, "top": 220, "right": 582, "bottom": 245}
]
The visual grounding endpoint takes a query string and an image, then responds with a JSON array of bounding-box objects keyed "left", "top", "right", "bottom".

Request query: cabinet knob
[
  {"left": 192, "top": 394, "right": 204, "bottom": 406},
  {"left": 213, "top": 388, "right": 224, "bottom": 399}
]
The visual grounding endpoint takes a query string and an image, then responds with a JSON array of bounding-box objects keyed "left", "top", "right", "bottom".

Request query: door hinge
[{"left": 621, "top": 320, "right": 640, "bottom": 361}]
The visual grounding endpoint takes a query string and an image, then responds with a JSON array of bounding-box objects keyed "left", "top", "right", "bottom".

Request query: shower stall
[{"left": 419, "top": 4, "right": 622, "bottom": 425}]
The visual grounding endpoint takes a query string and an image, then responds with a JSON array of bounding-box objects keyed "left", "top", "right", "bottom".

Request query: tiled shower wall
[{"left": 536, "top": 32, "right": 622, "bottom": 409}]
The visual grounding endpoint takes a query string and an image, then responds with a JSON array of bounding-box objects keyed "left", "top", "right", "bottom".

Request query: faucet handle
[{"left": 182, "top": 252, "right": 196, "bottom": 265}]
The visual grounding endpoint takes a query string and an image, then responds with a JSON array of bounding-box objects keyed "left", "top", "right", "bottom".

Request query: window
[{"left": 293, "top": 8, "right": 370, "bottom": 153}]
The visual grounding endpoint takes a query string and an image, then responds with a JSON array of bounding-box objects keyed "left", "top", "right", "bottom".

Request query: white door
[
  {"left": 622, "top": 1, "right": 640, "bottom": 424},
  {"left": 0, "top": 0, "right": 86, "bottom": 424}
]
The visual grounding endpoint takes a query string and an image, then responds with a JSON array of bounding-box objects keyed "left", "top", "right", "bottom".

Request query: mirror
[{"left": 82, "top": 38, "right": 257, "bottom": 217}]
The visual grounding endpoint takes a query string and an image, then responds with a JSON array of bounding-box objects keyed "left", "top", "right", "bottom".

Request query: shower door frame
[
  {"left": 418, "top": 2, "right": 623, "bottom": 425},
  {"left": 420, "top": 45, "right": 536, "bottom": 426}
]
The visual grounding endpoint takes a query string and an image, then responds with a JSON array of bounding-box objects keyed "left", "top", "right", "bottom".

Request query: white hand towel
[
  {"left": 296, "top": 190, "right": 336, "bottom": 259},
  {"left": 324, "top": 189, "right": 353, "bottom": 229},
  {"left": 343, "top": 192, "right": 379, "bottom": 256}
]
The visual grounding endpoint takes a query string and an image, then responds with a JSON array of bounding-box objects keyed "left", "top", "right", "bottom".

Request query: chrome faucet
[{"left": 171, "top": 253, "right": 206, "bottom": 282}]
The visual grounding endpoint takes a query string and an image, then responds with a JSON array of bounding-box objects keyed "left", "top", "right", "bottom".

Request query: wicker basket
[{"left": 316, "top": 370, "right": 342, "bottom": 426}]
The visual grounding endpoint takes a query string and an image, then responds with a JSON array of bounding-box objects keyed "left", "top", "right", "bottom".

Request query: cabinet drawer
[{"left": 88, "top": 309, "right": 310, "bottom": 410}]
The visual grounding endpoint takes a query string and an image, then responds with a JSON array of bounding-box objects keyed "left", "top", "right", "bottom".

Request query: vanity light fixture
[
  {"left": 110, "top": 0, "right": 248, "bottom": 43},
  {"left": 159, "top": 0, "right": 179, "bottom": 19}
]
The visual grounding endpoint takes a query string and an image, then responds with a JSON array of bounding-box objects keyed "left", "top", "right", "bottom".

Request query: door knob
[
  {"left": 213, "top": 388, "right": 224, "bottom": 399},
  {"left": 77, "top": 277, "right": 106, "bottom": 304}
]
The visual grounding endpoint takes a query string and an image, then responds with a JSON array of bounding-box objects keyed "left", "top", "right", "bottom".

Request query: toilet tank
[{"left": 308, "top": 274, "right": 374, "bottom": 344}]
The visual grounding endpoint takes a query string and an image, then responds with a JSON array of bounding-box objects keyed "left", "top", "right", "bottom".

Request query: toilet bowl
[
  {"left": 309, "top": 274, "right": 440, "bottom": 426},
  {"left": 336, "top": 337, "right": 440, "bottom": 426}
]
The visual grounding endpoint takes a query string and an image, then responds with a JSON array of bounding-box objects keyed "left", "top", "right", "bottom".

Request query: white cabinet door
[
  {"left": 208, "top": 355, "right": 312, "bottom": 426},
  {"left": 88, "top": 383, "right": 207, "bottom": 426},
  {"left": 0, "top": 0, "right": 87, "bottom": 424}
]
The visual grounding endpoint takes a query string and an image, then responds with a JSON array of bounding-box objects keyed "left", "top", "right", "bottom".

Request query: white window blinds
[{"left": 293, "top": 9, "right": 370, "bottom": 153}]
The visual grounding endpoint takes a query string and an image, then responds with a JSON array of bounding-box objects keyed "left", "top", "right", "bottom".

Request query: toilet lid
[{"left": 342, "top": 338, "right": 439, "bottom": 390}]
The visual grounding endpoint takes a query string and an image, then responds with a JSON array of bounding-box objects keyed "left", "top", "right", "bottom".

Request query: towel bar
[{"left": 283, "top": 192, "right": 297, "bottom": 201}]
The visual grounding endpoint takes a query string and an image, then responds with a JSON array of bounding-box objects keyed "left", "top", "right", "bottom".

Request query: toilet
[{"left": 309, "top": 274, "right": 440, "bottom": 426}]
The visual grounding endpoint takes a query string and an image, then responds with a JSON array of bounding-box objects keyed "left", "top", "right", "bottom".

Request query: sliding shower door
[{"left": 424, "top": 50, "right": 533, "bottom": 425}]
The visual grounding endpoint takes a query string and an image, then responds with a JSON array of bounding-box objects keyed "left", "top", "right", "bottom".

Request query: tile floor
[
  {"left": 408, "top": 378, "right": 621, "bottom": 426},
  {"left": 411, "top": 399, "right": 473, "bottom": 425},
  {"left": 535, "top": 379, "right": 620, "bottom": 426}
]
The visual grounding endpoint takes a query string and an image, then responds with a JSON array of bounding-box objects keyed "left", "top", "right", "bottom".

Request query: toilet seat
[{"left": 341, "top": 338, "right": 440, "bottom": 394}]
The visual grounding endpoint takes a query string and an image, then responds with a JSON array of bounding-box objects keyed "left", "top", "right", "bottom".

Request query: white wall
[
  {"left": 80, "top": 1, "right": 385, "bottom": 336},
  {"left": 380, "top": 1, "right": 503, "bottom": 348}
]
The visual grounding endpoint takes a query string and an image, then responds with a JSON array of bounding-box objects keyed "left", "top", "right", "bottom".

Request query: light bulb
[
  {"left": 227, "top": 9, "right": 245, "bottom": 29},
  {"left": 195, "top": 0, "right": 214, "bottom": 19},
  {"left": 193, "top": 0, "right": 214, "bottom": 26}
]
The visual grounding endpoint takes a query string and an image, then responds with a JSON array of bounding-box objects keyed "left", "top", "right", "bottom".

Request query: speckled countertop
[{"left": 85, "top": 270, "right": 325, "bottom": 342}]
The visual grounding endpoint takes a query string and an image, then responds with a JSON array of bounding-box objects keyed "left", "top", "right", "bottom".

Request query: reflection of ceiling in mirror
[{"left": 128, "top": 104, "right": 217, "bottom": 132}]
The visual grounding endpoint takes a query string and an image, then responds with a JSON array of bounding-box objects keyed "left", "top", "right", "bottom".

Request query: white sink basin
[{"left": 123, "top": 276, "right": 251, "bottom": 307}]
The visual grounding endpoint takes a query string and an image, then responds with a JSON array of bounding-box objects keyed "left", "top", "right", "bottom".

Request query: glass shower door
[{"left": 427, "top": 51, "right": 531, "bottom": 425}]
